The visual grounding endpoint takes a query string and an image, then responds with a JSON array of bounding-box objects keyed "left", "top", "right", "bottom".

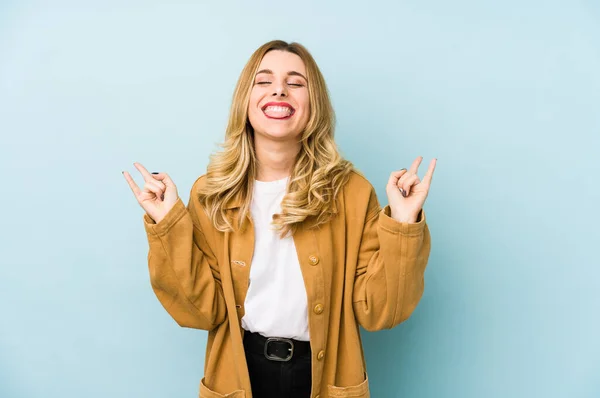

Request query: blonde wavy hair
[{"left": 198, "top": 40, "right": 354, "bottom": 237}]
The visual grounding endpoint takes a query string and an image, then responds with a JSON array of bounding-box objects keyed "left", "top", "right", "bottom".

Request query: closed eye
[{"left": 255, "top": 82, "right": 304, "bottom": 87}]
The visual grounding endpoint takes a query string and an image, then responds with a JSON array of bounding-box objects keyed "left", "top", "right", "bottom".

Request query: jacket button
[
  {"left": 309, "top": 255, "right": 319, "bottom": 265},
  {"left": 313, "top": 304, "right": 324, "bottom": 314},
  {"left": 317, "top": 350, "right": 325, "bottom": 360}
]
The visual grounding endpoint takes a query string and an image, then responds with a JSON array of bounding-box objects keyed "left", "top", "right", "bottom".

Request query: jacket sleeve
[
  {"left": 352, "top": 187, "right": 431, "bottom": 331},
  {"left": 143, "top": 184, "right": 227, "bottom": 331}
]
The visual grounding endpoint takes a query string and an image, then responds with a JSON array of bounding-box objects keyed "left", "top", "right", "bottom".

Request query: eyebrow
[{"left": 255, "top": 69, "right": 307, "bottom": 82}]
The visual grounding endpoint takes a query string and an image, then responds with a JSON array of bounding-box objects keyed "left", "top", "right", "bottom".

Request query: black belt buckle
[{"left": 264, "top": 337, "right": 294, "bottom": 362}]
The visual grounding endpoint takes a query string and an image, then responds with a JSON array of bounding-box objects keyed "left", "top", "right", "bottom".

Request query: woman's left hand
[{"left": 385, "top": 156, "right": 437, "bottom": 223}]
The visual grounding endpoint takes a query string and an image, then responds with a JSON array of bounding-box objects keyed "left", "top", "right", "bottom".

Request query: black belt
[{"left": 243, "top": 330, "right": 311, "bottom": 362}]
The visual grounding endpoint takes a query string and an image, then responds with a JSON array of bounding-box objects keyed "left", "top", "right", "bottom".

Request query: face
[{"left": 247, "top": 50, "right": 310, "bottom": 143}]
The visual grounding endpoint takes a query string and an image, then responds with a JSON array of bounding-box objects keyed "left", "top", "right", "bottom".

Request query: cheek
[
  {"left": 248, "top": 92, "right": 262, "bottom": 120},
  {"left": 299, "top": 91, "right": 309, "bottom": 107},
  {"left": 248, "top": 89, "right": 260, "bottom": 110},
  {"left": 299, "top": 93, "right": 310, "bottom": 121}
]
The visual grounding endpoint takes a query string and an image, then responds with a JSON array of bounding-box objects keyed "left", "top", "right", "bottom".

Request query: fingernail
[
  {"left": 399, "top": 188, "right": 406, "bottom": 197},
  {"left": 152, "top": 172, "right": 159, "bottom": 175},
  {"left": 161, "top": 193, "right": 165, "bottom": 201}
]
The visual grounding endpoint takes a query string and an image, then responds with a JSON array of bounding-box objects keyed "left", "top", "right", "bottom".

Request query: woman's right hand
[{"left": 123, "top": 162, "right": 180, "bottom": 224}]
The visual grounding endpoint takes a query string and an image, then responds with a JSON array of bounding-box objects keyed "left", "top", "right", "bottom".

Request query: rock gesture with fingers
[
  {"left": 123, "top": 162, "right": 180, "bottom": 224},
  {"left": 385, "top": 156, "right": 437, "bottom": 223}
]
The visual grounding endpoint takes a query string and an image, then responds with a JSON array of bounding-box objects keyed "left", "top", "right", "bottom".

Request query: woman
[{"left": 124, "top": 40, "right": 435, "bottom": 398}]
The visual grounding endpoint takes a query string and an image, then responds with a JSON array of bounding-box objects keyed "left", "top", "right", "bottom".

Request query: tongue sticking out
[{"left": 263, "top": 106, "right": 294, "bottom": 118}]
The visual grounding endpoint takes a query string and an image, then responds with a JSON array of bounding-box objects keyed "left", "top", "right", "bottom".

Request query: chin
[{"left": 257, "top": 126, "right": 302, "bottom": 141}]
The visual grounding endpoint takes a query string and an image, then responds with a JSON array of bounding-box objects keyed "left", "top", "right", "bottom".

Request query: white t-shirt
[{"left": 240, "top": 176, "right": 310, "bottom": 341}]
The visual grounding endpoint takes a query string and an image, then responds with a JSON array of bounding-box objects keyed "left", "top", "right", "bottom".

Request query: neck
[{"left": 254, "top": 135, "right": 300, "bottom": 182}]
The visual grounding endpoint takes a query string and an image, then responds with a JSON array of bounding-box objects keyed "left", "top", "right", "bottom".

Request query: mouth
[{"left": 261, "top": 102, "right": 295, "bottom": 120}]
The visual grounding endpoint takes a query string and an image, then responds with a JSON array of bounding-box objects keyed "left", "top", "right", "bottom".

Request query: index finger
[
  {"left": 133, "top": 162, "right": 154, "bottom": 182},
  {"left": 408, "top": 156, "right": 423, "bottom": 175}
]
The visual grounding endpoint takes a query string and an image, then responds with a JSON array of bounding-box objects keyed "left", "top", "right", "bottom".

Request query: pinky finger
[
  {"left": 422, "top": 158, "right": 437, "bottom": 186},
  {"left": 123, "top": 171, "right": 141, "bottom": 196}
]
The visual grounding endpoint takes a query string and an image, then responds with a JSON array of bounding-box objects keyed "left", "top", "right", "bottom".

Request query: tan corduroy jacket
[{"left": 143, "top": 171, "right": 431, "bottom": 398}]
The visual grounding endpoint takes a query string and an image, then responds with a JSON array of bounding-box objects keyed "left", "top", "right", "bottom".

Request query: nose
[{"left": 272, "top": 81, "right": 287, "bottom": 97}]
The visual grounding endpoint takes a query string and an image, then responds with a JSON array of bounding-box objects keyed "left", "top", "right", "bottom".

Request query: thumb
[{"left": 151, "top": 172, "right": 178, "bottom": 197}]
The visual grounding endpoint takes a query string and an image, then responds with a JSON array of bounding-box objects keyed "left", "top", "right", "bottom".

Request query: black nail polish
[{"left": 152, "top": 172, "right": 159, "bottom": 174}]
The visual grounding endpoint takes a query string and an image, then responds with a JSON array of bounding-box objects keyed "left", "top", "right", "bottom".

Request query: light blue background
[{"left": 1, "top": 1, "right": 599, "bottom": 397}]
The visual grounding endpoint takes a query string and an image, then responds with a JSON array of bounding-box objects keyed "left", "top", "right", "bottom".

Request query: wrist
[{"left": 391, "top": 209, "right": 419, "bottom": 224}]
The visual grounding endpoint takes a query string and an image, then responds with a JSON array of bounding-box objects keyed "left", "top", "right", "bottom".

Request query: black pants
[{"left": 243, "top": 331, "right": 312, "bottom": 398}]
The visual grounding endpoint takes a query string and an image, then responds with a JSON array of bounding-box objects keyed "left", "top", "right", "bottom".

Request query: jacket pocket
[
  {"left": 199, "top": 377, "right": 246, "bottom": 398},
  {"left": 327, "top": 373, "right": 370, "bottom": 398}
]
